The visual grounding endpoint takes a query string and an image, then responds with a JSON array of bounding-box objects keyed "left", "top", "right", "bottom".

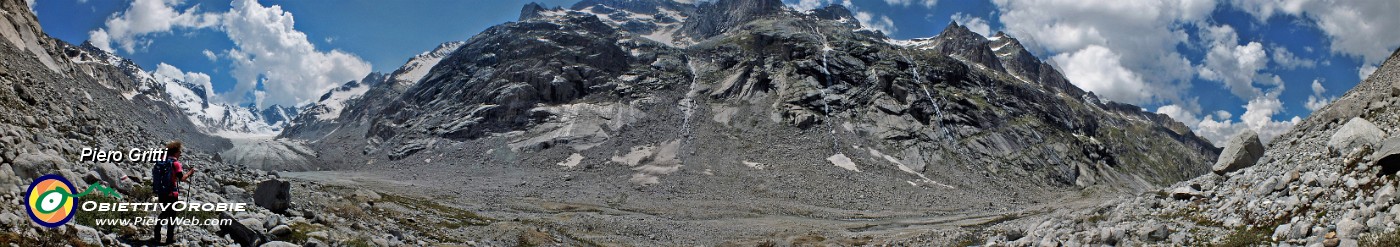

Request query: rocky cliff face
[
  {"left": 280, "top": 3, "right": 1220, "bottom": 242},
  {"left": 678, "top": 0, "right": 785, "bottom": 41},
  {"left": 973, "top": 48, "right": 1400, "bottom": 246}
]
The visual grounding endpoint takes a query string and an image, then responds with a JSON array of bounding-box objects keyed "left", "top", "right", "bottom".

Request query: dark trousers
[{"left": 154, "top": 194, "right": 178, "bottom": 243}]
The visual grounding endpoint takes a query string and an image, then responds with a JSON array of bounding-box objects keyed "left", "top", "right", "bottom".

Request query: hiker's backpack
[{"left": 151, "top": 158, "right": 176, "bottom": 196}]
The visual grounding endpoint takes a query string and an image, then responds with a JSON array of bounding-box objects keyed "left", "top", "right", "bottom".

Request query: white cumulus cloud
[
  {"left": 1052, "top": 45, "right": 1153, "bottom": 104},
  {"left": 89, "top": 0, "right": 371, "bottom": 108},
  {"left": 1239, "top": 93, "right": 1298, "bottom": 144},
  {"left": 1231, "top": 0, "right": 1400, "bottom": 79},
  {"left": 1359, "top": 64, "right": 1378, "bottom": 81},
  {"left": 1270, "top": 45, "right": 1316, "bottom": 69},
  {"left": 1304, "top": 79, "right": 1334, "bottom": 112},
  {"left": 883, "top": 0, "right": 937, "bottom": 8},
  {"left": 992, "top": 0, "right": 1213, "bottom": 106},
  {"left": 86, "top": 0, "right": 219, "bottom": 53},
  {"left": 219, "top": 0, "right": 371, "bottom": 107},
  {"left": 1196, "top": 25, "right": 1272, "bottom": 100},
  {"left": 201, "top": 49, "right": 217, "bottom": 61}
]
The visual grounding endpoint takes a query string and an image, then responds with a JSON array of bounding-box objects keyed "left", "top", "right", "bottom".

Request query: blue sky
[{"left": 30, "top": 0, "right": 1400, "bottom": 145}]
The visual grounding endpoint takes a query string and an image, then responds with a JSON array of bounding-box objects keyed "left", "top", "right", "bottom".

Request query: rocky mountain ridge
[
  {"left": 269, "top": 1, "right": 1222, "bottom": 244},
  {"left": 969, "top": 48, "right": 1400, "bottom": 246}
]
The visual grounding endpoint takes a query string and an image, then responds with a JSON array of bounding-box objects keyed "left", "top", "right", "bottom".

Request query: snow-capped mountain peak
[
  {"left": 389, "top": 41, "right": 466, "bottom": 86},
  {"left": 149, "top": 66, "right": 295, "bottom": 137}
]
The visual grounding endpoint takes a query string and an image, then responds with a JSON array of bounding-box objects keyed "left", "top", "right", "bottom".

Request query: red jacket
[{"left": 169, "top": 158, "right": 184, "bottom": 197}]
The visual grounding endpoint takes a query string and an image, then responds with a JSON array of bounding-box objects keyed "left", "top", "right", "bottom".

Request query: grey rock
[
  {"left": 57, "top": 169, "right": 87, "bottom": 190},
  {"left": 1291, "top": 221, "right": 1312, "bottom": 239},
  {"left": 1337, "top": 219, "right": 1363, "bottom": 238},
  {"left": 265, "top": 216, "right": 282, "bottom": 230},
  {"left": 0, "top": 212, "right": 20, "bottom": 225},
  {"left": 220, "top": 212, "right": 265, "bottom": 247},
  {"left": 96, "top": 162, "right": 128, "bottom": 190},
  {"left": 82, "top": 170, "right": 101, "bottom": 184},
  {"left": 254, "top": 179, "right": 292, "bottom": 214},
  {"left": 268, "top": 225, "right": 292, "bottom": 236},
  {"left": 1377, "top": 184, "right": 1396, "bottom": 205},
  {"left": 261, "top": 240, "right": 299, "bottom": 247},
  {"left": 0, "top": 163, "right": 22, "bottom": 194},
  {"left": 1138, "top": 224, "right": 1169, "bottom": 242},
  {"left": 1170, "top": 187, "right": 1202, "bottom": 200},
  {"left": 1275, "top": 223, "right": 1292, "bottom": 241},
  {"left": 239, "top": 218, "right": 265, "bottom": 232},
  {"left": 73, "top": 224, "right": 101, "bottom": 245},
  {"left": 1340, "top": 238, "right": 1358, "bottom": 247},
  {"left": 1328, "top": 117, "right": 1385, "bottom": 152},
  {"left": 352, "top": 189, "right": 381, "bottom": 202},
  {"left": 1213, "top": 130, "right": 1266, "bottom": 175},
  {"left": 10, "top": 151, "right": 66, "bottom": 180},
  {"left": 224, "top": 185, "right": 246, "bottom": 195},
  {"left": 1373, "top": 137, "right": 1400, "bottom": 177}
]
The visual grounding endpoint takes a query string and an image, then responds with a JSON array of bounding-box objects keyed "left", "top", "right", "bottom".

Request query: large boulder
[
  {"left": 260, "top": 241, "right": 300, "bottom": 247},
  {"left": 73, "top": 224, "right": 102, "bottom": 245},
  {"left": 95, "top": 163, "right": 129, "bottom": 191},
  {"left": 10, "top": 150, "right": 66, "bottom": 180},
  {"left": 218, "top": 212, "right": 265, "bottom": 247},
  {"left": 0, "top": 163, "right": 23, "bottom": 194},
  {"left": 1374, "top": 137, "right": 1400, "bottom": 177},
  {"left": 1213, "top": 130, "right": 1266, "bottom": 175},
  {"left": 1328, "top": 117, "right": 1386, "bottom": 152},
  {"left": 254, "top": 179, "right": 292, "bottom": 214}
]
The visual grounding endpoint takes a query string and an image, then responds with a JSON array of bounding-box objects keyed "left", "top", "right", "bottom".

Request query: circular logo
[{"left": 25, "top": 174, "right": 76, "bottom": 228}]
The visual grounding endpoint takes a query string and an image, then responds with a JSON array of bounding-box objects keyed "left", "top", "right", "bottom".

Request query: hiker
[{"left": 151, "top": 140, "right": 196, "bottom": 244}]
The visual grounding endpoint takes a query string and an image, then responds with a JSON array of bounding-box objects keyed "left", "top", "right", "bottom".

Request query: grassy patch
[
  {"left": 126, "top": 184, "right": 153, "bottom": 202},
  {"left": 280, "top": 221, "right": 324, "bottom": 244},
  {"left": 0, "top": 226, "right": 88, "bottom": 246},
  {"left": 950, "top": 232, "right": 985, "bottom": 247},
  {"left": 217, "top": 178, "right": 251, "bottom": 190},
  {"left": 1158, "top": 205, "right": 1222, "bottom": 227},
  {"left": 381, "top": 194, "right": 493, "bottom": 227},
  {"left": 1085, "top": 214, "right": 1107, "bottom": 224},
  {"left": 343, "top": 237, "right": 375, "bottom": 247},
  {"left": 1362, "top": 228, "right": 1400, "bottom": 247},
  {"left": 1215, "top": 225, "right": 1273, "bottom": 247},
  {"left": 326, "top": 199, "right": 368, "bottom": 220},
  {"left": 376, "top": 194, "right": 494, "bottom": 243}
]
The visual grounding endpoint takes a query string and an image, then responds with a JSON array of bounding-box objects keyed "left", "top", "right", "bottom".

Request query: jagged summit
[
  {"left": 518, "top": 2, "right": 559, "bottom": 21},
  {"left": 677, "top": 0, "right": 786, "bottom": 40},
  {"left": 987, "top": 31, "right": 1085, "bottom": 97},
  {"left": 922, "top": 21, "right": 1006, "bottom": 72},
  {"left": 810, "top": 4, "right": 856, "bottom": 22}
]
